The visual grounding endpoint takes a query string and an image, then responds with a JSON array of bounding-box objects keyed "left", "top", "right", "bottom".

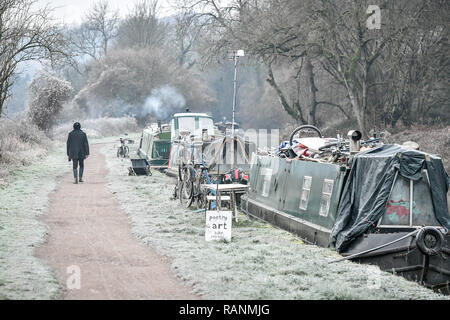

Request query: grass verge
[{"left": 0, "top": 143, "right": 70, "bottom": 300}]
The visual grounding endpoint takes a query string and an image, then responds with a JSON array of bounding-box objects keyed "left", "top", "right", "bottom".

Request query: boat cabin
[
  {"left": 138, "top": 124, "right": 171, "bottom": 168},
  {"left": 170, "top": 113, "right": 215, "bottom": 141}
]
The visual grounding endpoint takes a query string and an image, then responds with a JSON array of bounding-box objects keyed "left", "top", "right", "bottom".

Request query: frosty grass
[
  {"left": 101, "top": 138, "right": 448, "bottom": 300},
  {"left": 0, "top": 144, "right": 70, "bottom": 299}
]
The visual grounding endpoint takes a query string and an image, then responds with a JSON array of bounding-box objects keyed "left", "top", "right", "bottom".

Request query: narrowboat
[
  {"left": 241, "top": 126, "right": 450, "bottom": 294},
  {"left": 167, "top": 112, "right": 254, "bottom": 177},
  {"left": 138, "top": 122, "right": 172, "bottom": 169}
]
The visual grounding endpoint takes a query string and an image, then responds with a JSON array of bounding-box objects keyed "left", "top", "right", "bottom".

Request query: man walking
[{"left": 67, "top": 122, "right": 90, "bottom": 184}]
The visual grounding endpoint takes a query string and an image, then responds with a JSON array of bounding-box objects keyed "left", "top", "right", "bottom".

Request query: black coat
[{"left": 67, "top": 129, "right": 89, "bottom": 160}]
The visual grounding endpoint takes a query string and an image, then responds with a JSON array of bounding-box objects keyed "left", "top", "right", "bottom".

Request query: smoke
[
  {"left": 142, "top": 85, "right": 186, "bottom": 119},
  {"left": 65, "top": 85, "right": 186, "bottom": 122}
]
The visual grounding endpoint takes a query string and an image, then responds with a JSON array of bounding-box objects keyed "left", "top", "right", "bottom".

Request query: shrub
[
  {"left": 0, "top": 118, "right": 51, "bottom": 178},
  {"left": 27, "top": 73, "right": 73, "bottom": 133}
]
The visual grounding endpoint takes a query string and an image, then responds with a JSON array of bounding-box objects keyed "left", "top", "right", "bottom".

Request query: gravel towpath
[{"left": 35, "top": 144, "right": 199, "bottom": 300}]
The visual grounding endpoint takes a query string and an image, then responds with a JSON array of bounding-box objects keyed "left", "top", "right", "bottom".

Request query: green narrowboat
[
  {"left": 138, "top": 124, "right": 172, "bottom": 168},
  {"left": 242, "top": 128, "right": 450, "bottom": 294}
]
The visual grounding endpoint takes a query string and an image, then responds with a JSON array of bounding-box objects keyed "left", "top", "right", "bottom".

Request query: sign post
[
  {"left": 205, "top": 211, "right": 232, "bottom": 242},
  {"left": 231, "top": 49, "right": 245, "bottom": 170}
]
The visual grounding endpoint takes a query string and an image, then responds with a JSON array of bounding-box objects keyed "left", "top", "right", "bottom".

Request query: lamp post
[{"left": 231, "top": 49, "right": 244, "bottom": 169}]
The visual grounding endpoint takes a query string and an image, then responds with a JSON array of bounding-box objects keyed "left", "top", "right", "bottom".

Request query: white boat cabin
[{"left": 170, "top": 113, "right": 215, "bottom": 141}]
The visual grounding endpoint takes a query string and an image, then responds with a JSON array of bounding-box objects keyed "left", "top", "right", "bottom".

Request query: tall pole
[{"left": 231, "top": 53, "right": 238, "bottom": 169}]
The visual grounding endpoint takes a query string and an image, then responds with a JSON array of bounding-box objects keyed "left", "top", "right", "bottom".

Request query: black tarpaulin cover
[{"left": 330, "top": 144, "right": 450, "bottom": 252}]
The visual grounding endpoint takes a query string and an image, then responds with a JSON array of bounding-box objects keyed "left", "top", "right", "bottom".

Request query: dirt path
[{"left": 35, "top": 144, "right": 199, "bottom": 300}]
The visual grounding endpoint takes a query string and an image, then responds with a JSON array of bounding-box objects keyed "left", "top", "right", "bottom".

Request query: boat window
[
  {"left": 141, "top": 134, "right": 147, "bottom": 150},
  {"left": 171, "top": 119, "right": 176, "bottom": 139},
  {"left": 169, "top": 143, "right": 180, "bottom": 168},
  {"left": 380, "top": 175, "right": 411, "bottom": 226},
  {"left": 379, "top": 171, "right": 440, "bottom": 227},
  {"left": 261, "top": 168, "right": 272, "bottom": 197},
  {"left": 198, "top": 117, "right": 214, "bottom": 136},
  {"left": 412, "top": 171, "right": 440, "bottom": 226},
  {"left": 319, "top": 179, "right": 334, "bottom": 217},
  {"left": 178, "top": 117, "right": 196, "bottom": 135},
  {"left": 299, "top": 176, "right": 312, "bottom": 210},
  {"left": 152, "top": 141, "right": 171, "bottom": 159}
]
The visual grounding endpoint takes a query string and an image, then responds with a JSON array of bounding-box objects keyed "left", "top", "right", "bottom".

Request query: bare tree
[
  {"left": 116, "top": 0, "right": 168, "bottom": 49},
  {"left": 179, "top": 0, "right": 349, "bottom": 126},
  {"left": 0, "top": 0, "right": 68, "bottom": 117},
  {"left": 172, "top": 11, "right": 203, "bottom": 68},
  {"left": 69, "top": 0, "right": 119, "bottom": 60},
  {"left": 69, "top": 23, "right": 103, "bottom": 61},
  {"left": 312, "top": 0, "right": 450, "bottom": 134},
  {"left": 85, "top": 0, "right": 119, "bottom": 56},
  {"left": 378, "top": 0, "right": 449, "bottom": 127}
]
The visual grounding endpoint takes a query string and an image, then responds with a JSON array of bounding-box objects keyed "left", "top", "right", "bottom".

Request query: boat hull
[
  {"left": 345, "top": 231, "right": 450, "bottom": 295},
  {"left": 241, "top": 194, "right": 450, "bottom": 295}
]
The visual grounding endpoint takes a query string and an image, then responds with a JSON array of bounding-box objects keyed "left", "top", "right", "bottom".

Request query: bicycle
[
  {"left": 176, "top": 134, "right": 218, "bottom": 209},
  {"left": 117, "top": 138, "right": 130, "bottom": 158}
]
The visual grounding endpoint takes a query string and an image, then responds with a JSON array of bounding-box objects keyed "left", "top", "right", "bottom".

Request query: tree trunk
[
  {"left": 266, "top": 64, "right": 306, "bottom": 124},
  {"left": 305, "top": 56, "right": 318, "bottom": 125}
]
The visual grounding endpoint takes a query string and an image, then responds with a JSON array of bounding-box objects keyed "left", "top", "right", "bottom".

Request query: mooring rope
[{"left": 329, "top": 229, "right": 421, "bottom": 264}]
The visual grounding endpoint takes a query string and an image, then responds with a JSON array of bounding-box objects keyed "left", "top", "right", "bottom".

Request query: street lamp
[{"left": 231, "top": 49, "right": 244, "bottom": 169}]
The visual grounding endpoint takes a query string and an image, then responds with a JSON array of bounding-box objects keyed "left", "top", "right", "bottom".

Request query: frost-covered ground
[
  {"left": 0, "top": 144, "right": 70, "bottom": 300},
  {"left": 101, "top": 141, "right": 448, "bottom": 300},
  {"left": 0, "top": 134, "right": 139, "bottom": 300}
]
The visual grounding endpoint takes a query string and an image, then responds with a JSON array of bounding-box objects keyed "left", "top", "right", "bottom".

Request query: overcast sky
[{"left": 39, "top": 0, "right": 176, "bottom": 25}]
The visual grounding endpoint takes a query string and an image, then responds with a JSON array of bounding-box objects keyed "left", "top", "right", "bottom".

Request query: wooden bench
[{"left": 201, "top": 184, "right": 249, "bottom": 221}]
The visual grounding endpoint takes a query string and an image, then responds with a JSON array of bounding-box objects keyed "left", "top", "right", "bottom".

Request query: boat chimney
[
  {"left": 348, "top": 130, "right": 362, "bottom": 154},
  {"left": 157, "top": 120, "right": 162, "bottom": 132},
  {"left": 202, "top": 128, "right": 208, "bottom": 141}
]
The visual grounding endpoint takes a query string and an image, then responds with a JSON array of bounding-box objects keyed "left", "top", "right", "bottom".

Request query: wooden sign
[{"left": 205, "top": 211, "right": 232, "bottom": 242}]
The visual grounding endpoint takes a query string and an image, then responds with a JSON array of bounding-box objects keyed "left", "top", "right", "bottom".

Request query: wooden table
[{"left": 201, "top": 183, "right": 249, "bottom": 221}]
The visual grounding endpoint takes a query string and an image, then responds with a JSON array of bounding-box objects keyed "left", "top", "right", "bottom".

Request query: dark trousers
[{"left": 72, "top": 158, "right": 84, "bottom": 179}]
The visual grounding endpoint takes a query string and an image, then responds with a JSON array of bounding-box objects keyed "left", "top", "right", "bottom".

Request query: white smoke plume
[{"left": 142, "top": 85, "right": 186, "bottom": 119}]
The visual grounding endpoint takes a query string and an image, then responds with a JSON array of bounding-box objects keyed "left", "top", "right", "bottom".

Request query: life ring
[{"left": 416, "top": 227, "right": 444, "bottom": 256}]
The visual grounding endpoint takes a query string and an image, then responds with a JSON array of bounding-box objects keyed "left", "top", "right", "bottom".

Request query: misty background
[{"left": 2, "top": 0, "right": 449, "bottom": 140}]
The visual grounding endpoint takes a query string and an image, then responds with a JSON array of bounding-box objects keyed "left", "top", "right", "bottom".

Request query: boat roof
[{"left": 172, "top": 113, "right": 213, "bottom": 119}]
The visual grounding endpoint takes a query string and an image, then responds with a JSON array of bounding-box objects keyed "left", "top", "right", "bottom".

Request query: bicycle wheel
[
  {"left": 178, "top": 165, "right": 184, "bottom": 181},
  {"left": 179, "top": 179, "right": 194, "bottom": 208},
  {"left": 172, "top": 180, "right": 181, "bottom": 200},
  {"left": 195, "top": 170, "right": 209, "bottom": 209},
  {"left": 196, "top": 190, "right": 208, "bottom": 210},
  {"left": 289, "top": 125, "right": 322, "bottom": 146}
]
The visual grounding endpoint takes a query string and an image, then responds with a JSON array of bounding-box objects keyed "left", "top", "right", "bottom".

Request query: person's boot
[
  {"left": 79, "top": 167, "right": 84, "bottom": 183},
  {"left": 73, "top": 169, "right": 78, "bottom": 184}
]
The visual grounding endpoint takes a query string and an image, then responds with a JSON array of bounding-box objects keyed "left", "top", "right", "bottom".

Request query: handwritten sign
[{"left": 205, "top": 211, "right": 232, "bottom": 242}]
